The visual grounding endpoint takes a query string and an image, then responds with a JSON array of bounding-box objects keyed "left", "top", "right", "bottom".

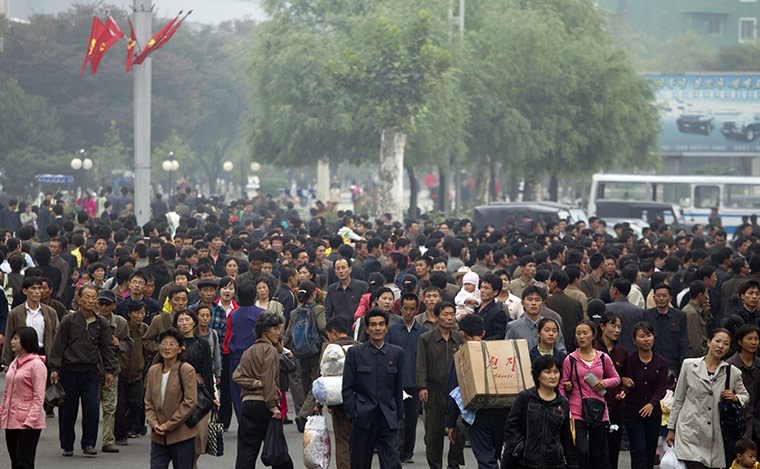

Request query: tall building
[{"left": 597, "top": 0, "right": 758, "bottom": 49}]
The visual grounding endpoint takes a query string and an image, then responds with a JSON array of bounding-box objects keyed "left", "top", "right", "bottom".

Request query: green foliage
[
  {"left": 0, "top": 79, "right": 69, "bottom": 194},
  {"left": 88, "top": 121, "right": 131, "bottom": 175}
]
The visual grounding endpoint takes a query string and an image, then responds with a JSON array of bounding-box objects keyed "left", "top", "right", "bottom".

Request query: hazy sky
[{"left": 10, "top": 0, "right": 265, "bottom": 24}]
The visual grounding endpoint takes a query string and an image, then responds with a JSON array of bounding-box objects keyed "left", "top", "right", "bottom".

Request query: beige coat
[
  {"left": 145, "top": 361, "right": 198, "bottom": 446},
  {"left": 669, "top": 358, "right": 749, "bottom": 468}
]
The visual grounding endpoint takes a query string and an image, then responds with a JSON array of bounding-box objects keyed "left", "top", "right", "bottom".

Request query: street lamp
[
  {"left": 162, "top": 152, "right": 179, "bottom": 196},
  {"left": 70, "top": 149, "right": 92, "bottom": 197}
]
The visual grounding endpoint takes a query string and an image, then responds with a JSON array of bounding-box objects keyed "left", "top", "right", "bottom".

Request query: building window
[
  {"left": 708, "top": 17, "right": 724, "bottom": 35},
  {"left": 739, "top": 17, "right": 757, "bottom": 42}
]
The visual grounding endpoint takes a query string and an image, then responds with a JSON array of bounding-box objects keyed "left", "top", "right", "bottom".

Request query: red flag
[
  {"left": 126, "top": 18, "right": 137, "bottom": 72},
  {"left": 153, "top": 10, "right": 192, "bottom": 52},
  {"left": 131, "top": 12, "right": 180, "bottom": 66},
  {"left": 79, "top": 16, "right": 106, "bottom": 78},
  {"left": 80, "top": 15, "right": 125, "bottom": 77}
]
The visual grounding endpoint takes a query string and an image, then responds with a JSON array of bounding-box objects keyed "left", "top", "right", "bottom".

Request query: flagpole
[{"left": 132, "top": 0, "right": 152, "bottom": 226}]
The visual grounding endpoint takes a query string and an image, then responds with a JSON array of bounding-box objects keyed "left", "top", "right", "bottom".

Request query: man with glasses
[
  {"left": 115, "top": 271, "right": 160, "bottom": 323},
  {"left": 96, "top": 290, "right": 130, "bottom": 453},
  {"left": 49, "top": 285, "right": 120, "bottom": 457}
]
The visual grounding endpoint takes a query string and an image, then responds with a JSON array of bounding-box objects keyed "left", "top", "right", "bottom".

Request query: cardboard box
[{"left": 454, "top": 339, "right": 534, "bottom": 409}]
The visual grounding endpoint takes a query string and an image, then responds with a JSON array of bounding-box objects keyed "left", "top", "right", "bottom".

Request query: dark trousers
[
  {"left": 349, "top": 408, "right": 402, "bottom": 469},
  {"left": 399, "top": 387, "right": 420, "bottom": 460},
  {"left": 220, "top": 354, "right": 233, "bottom": 428},
  {"left": 574, "top": 420, "right": 610, "bottom": 469},
  {"left": 607, "top": 408, "right": 625, "bottom": 469},
  {"left": 236, "top": 400, "right": 294, "bottom": 469},
  {"left": 149, "top": 437, "right": 195, "bottom": 469},
  {"left": 115, "top": 378, "right": 144, "bottom": 440},
  {"left": 468, "top": 410, "right": 508, "bottom": 469},
  {"left": 230, "top": 355, "right": 243, "bottom": 419},
  {"left": 624, "top": 414, "right": 661, "bottom": 469},
  {"left": 424, "top": 390, "right": 466, "bottom": 469},
  {"left": 296, "top": 354, "right": 320, "bottom": 404},
  {"left": 58, "top": 367, "right": 100, "bottom": 451},
  {"left": 5, "top": 428, "right": 41, "bottom": 469},
  {"left": 683, "top": 462, "right": 708, "bottom": 469}
]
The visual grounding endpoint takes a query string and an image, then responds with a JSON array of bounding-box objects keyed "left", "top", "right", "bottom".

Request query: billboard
[{"left": 644, "top": 73, "right": 760, "bottom": 156}]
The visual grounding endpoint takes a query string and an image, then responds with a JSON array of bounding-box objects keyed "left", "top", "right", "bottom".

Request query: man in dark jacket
[
  {"left": 476, "top": 274, "right": 509, "bottom": 341},
  {"left": 342, "top": 308, "right": 404, "bottom": 469},
  {"left": 646, "top": 283, "right": 691, "bottom": 374},
  {"left": 49, "top": 285, "right": 120, "bottom": 457}
]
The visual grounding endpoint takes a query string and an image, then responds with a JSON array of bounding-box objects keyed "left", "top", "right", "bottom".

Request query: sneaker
[
  {"left": 128, "top": 432, "right": 140, "bottom": 439},
  {"left": 115, "top": 439, "right": 128, "bottom": 446},
  {"left": 62, "top": 450, "right": 73, "bottom": 457},
  {"left": 401, "top": 457, "right": 414, "bottom": 463},
  {"left": 46, "top": 410, "right": 55, "bottom": 418},
  {"left": 283, "top": 418, "right": 294, "bottom": 425},
  {"left": 83, "top": 446, "right": 98, "bottom": 456},
  {"left": 102, "top": 444, "right": 120, "bottom": 453}
]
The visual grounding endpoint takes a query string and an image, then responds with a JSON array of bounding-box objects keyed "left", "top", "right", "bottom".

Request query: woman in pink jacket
[
  {"left": 560, "top": 320, "right": 621, "bottom": 469},
  {"left": 0, "top": 326, "right": 48, "bottom": 469}
]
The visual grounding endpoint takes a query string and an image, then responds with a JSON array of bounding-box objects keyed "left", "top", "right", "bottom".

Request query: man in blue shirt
[{"left": 386, "top": 293, "right": 427, "bottom": 463}]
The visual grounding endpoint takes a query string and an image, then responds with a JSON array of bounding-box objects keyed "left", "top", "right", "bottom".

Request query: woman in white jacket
[{"left": 666, "top": 328, "right": 750, "bottom": 468}]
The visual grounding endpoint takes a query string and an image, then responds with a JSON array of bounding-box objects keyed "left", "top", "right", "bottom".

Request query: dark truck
[
  {"left": 721, "top": 112, "right": 760, "bottom": 142},
  {"left": 676, "top": 109, "right": 714, "bottom": 134}
]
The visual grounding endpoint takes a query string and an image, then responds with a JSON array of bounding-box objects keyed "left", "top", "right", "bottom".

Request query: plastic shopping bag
[
  {"left": 261, "top": 418, "right": 291, "bottom": 467},
  {"left": 312, "top": 376, "right": 344, "bottom": 405},
  {"left": 303, "top": 415, "right": 331, "bottom": 469},
  {"left": 660, "top": 446, "right": 686, "bottom": 469}
]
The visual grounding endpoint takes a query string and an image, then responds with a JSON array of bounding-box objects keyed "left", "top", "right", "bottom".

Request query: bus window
[
  {"left": 654, "top": 183, "right": 691, "bottom": 208},
  {"left": 695, "top": 185, "right": 720, "bottom": 209},
  {"left": 724, "top": 184, "right": 760, "bottom": 209},
  {"left": 597, "top": 182, "right": 648, "bottom": 201}
]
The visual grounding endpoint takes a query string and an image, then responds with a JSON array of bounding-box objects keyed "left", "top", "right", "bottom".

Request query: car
[
  {"left": 720, "top": 112, "right": 760, "bottom": 142},
  {"left": 473, "top": 202, "right": 588, "bottom": 231},
  {"left": 676, "top": 109, "right": 714, "bottom": 134}
]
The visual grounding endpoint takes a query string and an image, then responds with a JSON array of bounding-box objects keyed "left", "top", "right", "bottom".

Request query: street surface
[{"left": 0, "top": 374, "right": 633, "bottom": 468}]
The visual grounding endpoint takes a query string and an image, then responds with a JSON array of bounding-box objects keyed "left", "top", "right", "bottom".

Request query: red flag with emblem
[
  {"left": 79, "top": 16, "right": 106, "bottom": 78},
  {"left": 126, "top": 18, "right": 137, "bottom": 72},
  {"left": 131, "top": 12, "right": 180, "bottom": 66},
  {"left": 153, "top": 10, "right": 192, "bottom": 52},
  {"left": 80, "top": 15, "right": 125, "bottom": 78}
]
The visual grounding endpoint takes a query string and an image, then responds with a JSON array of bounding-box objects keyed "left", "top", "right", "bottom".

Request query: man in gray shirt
[{"left": 505, "top": 284, "right": 566, "bottom": 353}]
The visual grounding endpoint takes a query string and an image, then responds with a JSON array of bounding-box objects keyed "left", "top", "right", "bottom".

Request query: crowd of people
[{"left": 0, "top": 187, "right": 760, "bottom": 469}]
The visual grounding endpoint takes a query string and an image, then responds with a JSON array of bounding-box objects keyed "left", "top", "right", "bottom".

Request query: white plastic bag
[
  {"left": 660, "top": 446, "right": 686, "bottom": 469},
  {"left": 303, "top": 415, "right": 331, "bottom": 469},
  {"left": 312, "top": 376, "right": 343, "bottom": 405},
  {"left": 320, "top": 343, "right": 351, "bottom": 377}
]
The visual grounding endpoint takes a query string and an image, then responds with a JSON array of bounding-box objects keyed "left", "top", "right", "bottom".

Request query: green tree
[
  {"left": 0, "top": 80, "right": 69, "bottom": 195},
  {"left": 330, "top": 8, "right": 451, "bottom": 219}
]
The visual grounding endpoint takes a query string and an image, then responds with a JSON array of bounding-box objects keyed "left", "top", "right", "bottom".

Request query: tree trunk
[
  {"left": 549, "top": 172, "right": 559, "bottom": 202},
  {"left": 523, "top": 174, "right": 536, "bottom": 201},
  {"left": 378, "top": 127, "right": 406, "bottom": 221},
  {"left": 407, "top": 166, "right": 418, "bottom": 220},
  {"left": 473, "top": 154, "right": 491, "bottom": 206},
  {"left": 509, "top": 172, "right": 519, "bottom": 201},
  {"left": 438, "top": 166, "right": 448, "bottom": 214}
]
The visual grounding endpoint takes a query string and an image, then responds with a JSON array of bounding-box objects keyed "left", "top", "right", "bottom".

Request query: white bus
[{"left": 588, "top": 173, "right": 760, "bottom": 234}]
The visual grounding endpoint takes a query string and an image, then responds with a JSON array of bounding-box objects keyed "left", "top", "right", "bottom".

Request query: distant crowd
[{"left": 1, "top": 186, "right": 760, "bottom": 469}]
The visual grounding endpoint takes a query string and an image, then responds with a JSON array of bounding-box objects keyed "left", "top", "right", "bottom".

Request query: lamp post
[
  {"left": 70, "top": 149, "right": 93, "bottom": 198},
  {"left": 161, "top": 152, "right": 179, "bottom": 196},
  {"left": 223, "top": 161, "right": 233, "bottom": 196}
]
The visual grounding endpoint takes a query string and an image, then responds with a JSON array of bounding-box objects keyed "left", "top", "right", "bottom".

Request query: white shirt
[
  {"left": 503, "top": 292, "right": 525, "bottom": 320},
  {"left": 161, "top": 371, "right": 170, "bottom": 407},
  {"left": 25, "top": 301, "right": 45, "bottom": 348}
]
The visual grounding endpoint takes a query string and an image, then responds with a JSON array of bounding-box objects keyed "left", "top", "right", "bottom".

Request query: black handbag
[
  {"left": 177, "top": 361, "right": 215, "bottom": 428},
  {"left": 261, "top": 418, "right": 291, "bottom": 467},
  {"left": 206, "top": 407, "right": 224, "bottom": 457},
  {"left": 570, "top": 355, "right": 606, "bottom": 428},
  {"left": 720, "top": 365, "right": 746, "bottom": 463}
]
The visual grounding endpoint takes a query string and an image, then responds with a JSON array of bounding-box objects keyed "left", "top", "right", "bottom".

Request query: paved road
[{"left": 0, "top": 374, "right": 634, "bottom": 468}]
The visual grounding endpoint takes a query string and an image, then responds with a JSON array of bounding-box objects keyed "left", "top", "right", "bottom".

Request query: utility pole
[
  {"left": 132, "top": 0, "right": 152, "bottom": 226},
  {"left": 449, "top": 0, "right": 464, "bottom": 217}
]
